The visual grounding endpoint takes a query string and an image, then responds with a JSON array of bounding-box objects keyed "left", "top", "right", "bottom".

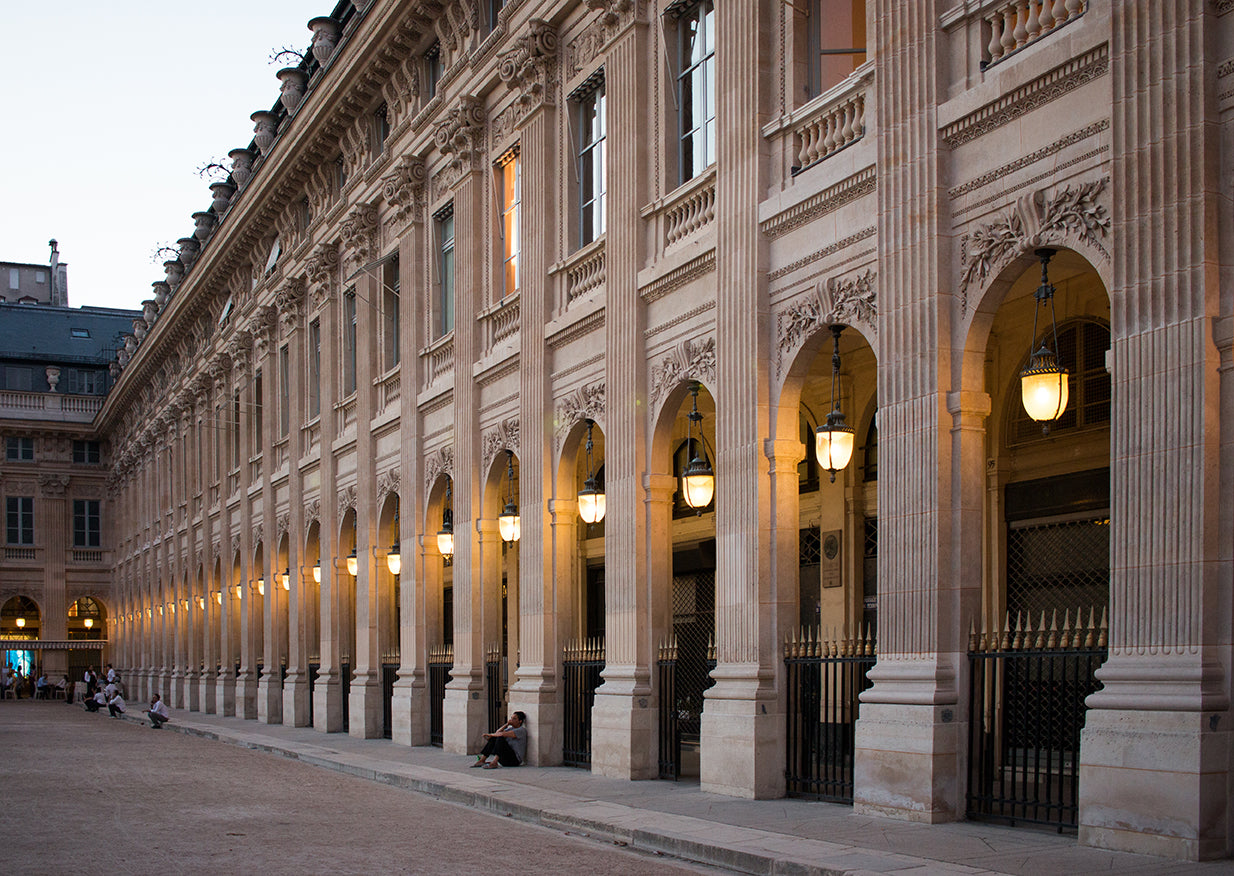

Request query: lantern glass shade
[
  {"left": 84, "top": 618, "right": 93, "bottom": 629},
  {"left": 256, "top": 579, "right": 265, "bottom": 597},
  {"left": 436, "top": 528, "right": 454, "bottom": 559},
  {"left": 214, "top": 591, "right": 222, "bottom": 605},
  {"left": 312, "top": 562, "right": 321, "bottom": 583},
  {"left": 499, "top": 503, "right": 521, "bottom": 543},
  {"left": 682, "top": 458, "right": 715, "bottom": 510},
  {"left": 15, "top": 617, "right": 25, "bottom": 629},
  {"left": 346, "top": 549, "right": 358, "bottom": 577},
  {"left": 198, "top": 596, "right": 206, "bottom": 609},
  {"left": 234, "top": 584, "right": 242, "bottom": 599},
  {"left": 386, "top": 545, "right": 402, "bottom": 576},
  {"left": 815, "top": 417, "right": 856, "bottom": 475},
  {"left": 1020, "top": 346, "right": 1070, "bottom": 422},
  {"left": 577, "top": 482, "right": 606, "bottom": 525},
  {"left": 281, "top": 569, "right": 290, "bottom": 590}
]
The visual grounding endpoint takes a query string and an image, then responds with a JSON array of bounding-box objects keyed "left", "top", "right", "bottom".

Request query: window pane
[{"left": 309, "top": 320, "right": 321, "bottom": 418}]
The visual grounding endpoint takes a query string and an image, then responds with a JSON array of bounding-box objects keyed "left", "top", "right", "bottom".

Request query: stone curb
[{"left": 115, "top": 712, "right": 1008, "bottom": 876}]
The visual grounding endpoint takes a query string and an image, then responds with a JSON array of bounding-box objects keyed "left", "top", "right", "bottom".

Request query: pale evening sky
[{"left": 0, "top": 1, "right": 325, "bottom": 312}]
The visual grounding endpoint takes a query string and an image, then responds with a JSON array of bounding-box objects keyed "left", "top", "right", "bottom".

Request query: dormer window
[
  {"left": 70, "top": 328, "right": 90, "bottom": 339},
  {"left": 265, "top": 237, "right": 282, "bottom": 275}
]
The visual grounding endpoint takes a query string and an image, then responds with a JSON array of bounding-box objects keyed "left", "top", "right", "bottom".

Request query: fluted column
[
  {"left": 283, "top": 303, "right": 310, "bottom": 727},
  {"left": 590, "top": 5, "right": 656, "bottom": 782},
  {"left": 854, "top": 0, "right": 965, "bottom": 823},
  {"left": 315, "top": 273, "right": 345, "bottom": 733},
  {"left": 1078, "top": 2, "right": 1231, "bottom": 860}
]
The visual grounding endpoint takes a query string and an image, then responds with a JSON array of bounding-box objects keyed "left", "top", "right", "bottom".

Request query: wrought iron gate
[
  {"left": 307, "top": 661, "right": 319, "bottom": 727},
  {"left": 485, "top": 645, "right": 505, "bottom": 732},
  {"left": 967, "top": 608, "right": 1107, "bottom": 830},
  {"left": 562, "top": 639, "right": 605, "bottom": 767},
  {"left": 784, "top": 628, "right": 876, "bottom": 803},
  {"left": 381, "top": 662, "right": 398, "bottom": 739},
  {"left": 428, "top": 644, "right": 452, "bottom": 747}
]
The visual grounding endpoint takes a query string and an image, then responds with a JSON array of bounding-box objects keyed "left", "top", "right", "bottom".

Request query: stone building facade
[{"left": 98, "top": 0, "right": 1233, "bottom": 861}]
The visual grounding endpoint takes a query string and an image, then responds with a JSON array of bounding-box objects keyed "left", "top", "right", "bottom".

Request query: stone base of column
[
  {"left": 235, "top": 671, "right": 259, "bottom": 719},
  {"left": 390, "top": 671, "right": 428, "bottom": 746},
  {"left": 348, "top": 670, "right": 384, "bottom": 738},
  {"left": 199, "top": 672, "right": 217, "bottom": 714},
  {"left": 257, "top": 673, "right": 283, "bottom": 724},
  {"left": 186, "top": 670, "right": 201, "bottom": 711},
  {"left": 282, "top": 671, "right": 311, "bottom": 727},
  {"left": 156, "top": 669, "right": 172, "bottom": 702},
  {"left": 509, "top": 667, "right": 561, "bottom": 767},
  {"left": 699, "top": 669, "right": 783, "bottom": 798},
  {"left": 590, "top": 667, "right": 656, "bottom": 780},
  {"left": 1079, "top": 708, "right": 1231, "bottom": 860},
  {"left": 442, "top": 672, "right": 487, "bottom": 755},
  {"left": 216, "top": 671, "right": 236, "bottom": 716},
  {"left": 312, "top": 670, "right": 345, "bottom": 733},
  {"left": 169, "top": 670, "right": 186, "bottom": 709},
  {"left": 853, "top": 701, "right": 964, "bottom": 823}
]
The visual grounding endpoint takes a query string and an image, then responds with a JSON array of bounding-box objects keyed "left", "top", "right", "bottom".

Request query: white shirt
[
  {"left": 149, "top": 700, "right": 169, "bottom": 718},
  {"left": 106, "top": 668, "right": 116, "bottom": 683},
  {"left": 93, "top": 691, "right": 107, "bottom": 704},
  {"left": 108, "top": 694, "right": 125, "bottom": 712}
]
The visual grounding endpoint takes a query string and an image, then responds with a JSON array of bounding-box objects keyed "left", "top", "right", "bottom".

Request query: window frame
[
  {"left": 674, "top": 0, "right": 717, "bottom": 185},
  {"left": 496, "top": 147, "right": 521, "bottom": 298},
  {"left": 73, "top": 499, "right": 101, "bottom": 548},
  {"left": 308, "top": 318, "right": 322, "bottom": 420},
  {"left": 6, "top": 496, "right": 34, "bottom": 545},
  {"left": 72, "top": 440, "right": 101, "bottom": 465},
  {"left": 6, "top": 437, "right": 34, "bottom": 462},
  {"left": 382, "top": 256, "right": 401, "bottom": 371},
  {"left": 435, "top": 206, "right": 456, "bottom": 339},
  {"left": 573, "top": 74, "right": 607, "bottom": 247},
  {"left": 807, "top": 0, "right": 868, "bottom": 100},
  {"left": 342, "top": 288, "right": 358, "bottom": 397}
]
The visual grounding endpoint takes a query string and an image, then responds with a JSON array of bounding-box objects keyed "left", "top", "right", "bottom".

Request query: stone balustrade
[
  {"left": 378, "top": 371, "right": 400, "bottom": 414},
  {"left": 793, "top": 88, "right": 866, "bottom": 173},
  {"left": 301, "top": 421, "right": 320, "bottom": 457},
  {"left": 273, "top": 438, "right": 289, "bottom": 471},
  {"left": 983, "top": 0, "right": 1086, "bottom": 68},
  {"left": 657, "top": 167, "right": 717, "bottom": 250},
  {"left": 480, "top": 294, "right": 520, "bottom": 357},
  {"left": 424, "top": 336, "right": 454, "bottom": 389},
  {"left": 566, "top": 241, "right": 606, "bottom": 305},
  {"left": 337, "top": 397, "right": 357, "bottom": 437}
]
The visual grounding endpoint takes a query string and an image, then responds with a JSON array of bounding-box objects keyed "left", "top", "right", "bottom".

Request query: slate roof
[{"left": 0, "top": 302, "right": 140, "bottom": 367}]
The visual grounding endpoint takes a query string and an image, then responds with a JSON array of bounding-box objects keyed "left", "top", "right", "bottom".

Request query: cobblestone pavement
[{"left": 0, "top": 702, "right": 720, "bottom": 875}]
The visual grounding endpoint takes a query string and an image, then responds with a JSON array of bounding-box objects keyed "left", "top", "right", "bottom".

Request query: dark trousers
[
  {"left": 148, "top": 710, "right": 167, "bottom": 728},
  {"left": 84, "top": 700, "right": 101, "bottom": 712},
  {"left": 108, "top": 704, "right": 124, "bottom": 717},
  {"left": 479, "top": 736, "right": 520, "bottom": 766}
]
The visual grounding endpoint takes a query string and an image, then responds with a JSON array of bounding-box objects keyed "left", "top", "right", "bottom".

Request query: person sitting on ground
[
  {"left": 35, "top": 674, "right": 50, "bottom": 699},
  {"left": 83, "top": 688, "right": 107, "bottom": 712},
  {"left": 147, "top": 693, "right": 170, "bottom": 729},
  {"left": 471, "top": 711, "right": 527, "bottom": 769},
  {"left": 107, "top": 690, "right": 126, "bottom": 718},
  {"left": 103, "top": 679, "right": 117, "bottom": 699}
]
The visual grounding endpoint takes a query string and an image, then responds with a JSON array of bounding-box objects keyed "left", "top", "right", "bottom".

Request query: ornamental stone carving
[
  {"left": 481, "top": 418, "right": 520, "bottom": 474},
  {"left": 274, "top": 277, "right": 306, "bottom": 331},
  {"left": 649, "top": 336, "right": 717, "bottom": 407},
  {"left": 377, "top": 467, "right": 401, "bottom": 505},
  {"left": 434, "top": 96, "right": 487, "bottom": 173},
  {"left": 959, "top": 177, "right": 1111, "bottom": 312},
  {"left": 586, "top": 0, "right": 647, "bottom": 40},
  {"left": 381, "top": 157, "right": 427, "bottom": 228},
  {"left": 306, "top": 242, "right": 340, "bottom": 307},
  {"left": 499, "top": 20, "right": 558, "bottom": 111},
  {"left": 337, "top": 484, "right": 358, "bottom": 520},
  {"left": 425, "top": 445, "right": 454, "bottom": 487},
  {"left": 276, "top": 512, "right": 290, "bottom": 540},
  {"left": 776, "top": 270, "right": 877, "bottom": 376},
  {"left": 252, "top": 522, "right": 263, "bottom": 547},
  {"left": 38, "top": 474, "right": 70, "bottom": 497},
  {"left": 304, "top": 499, "right": 320, "bottom": 530},
  {"left": 382, "top": 56, "right": 420, "bottom": 129},
  {"left": 341, "top": 203, "right": 380, "bottom": 268},
  {"left": 554, "top": 381, "right": 606, "bottom": 449}
]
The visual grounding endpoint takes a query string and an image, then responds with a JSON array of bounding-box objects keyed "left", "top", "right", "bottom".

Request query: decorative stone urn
[
  {"left": 308, "top": 16, "right": 341, "bottom": 64},
  {"left": 45, "top": 366, "right": 60, "bottom": 392},
  {"left": 163, "top": 259, "right": 184, "bottom": 288},
  {"left": 277, "top": 68, "right": 308, "bottom": 112},
  {"left": 192, "top": 211, "right": 216, "bottom": 243},
  {"left": 177, "top": 237, "right": 200, "bottom": 269},
  {"left": 133, "top": 317, "right": 148, "bottom": 341},
  {"left": 210, "top": 181, "right": 236, "bottom": 215},
  {"left": 141, "top": 300, "right": 159, "bottom": 326},
  {"left": 251, "top": 111, "right": 279, "bottom": 153},
  {"left": 228, "top": 148, "right": 255, "bottom": 186},
  {"left": 152, "top": 281, "right": 170, "bottom": 308}
]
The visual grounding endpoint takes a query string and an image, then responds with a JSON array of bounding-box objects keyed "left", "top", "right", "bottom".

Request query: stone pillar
[
  {"left": 258, "top": 318, "right": 285, "bottom": 726},
  {"left": 442, "top": 131, "right": 490, "bottom": 754},
  {"left": 39, "top": 474, "right": 69, "bottom": 683},
  {"left": 282, "top": 287, "right": 311, "bottom": 728},
  {"left": 590, "top": 4, "right": 657, "bottom": 782},
  {"left": 235, "top": 345, "right": 260, "bottom": 720},
  {"left": 701, "top": 0, "right": 780, "bottom": 799},
  {"left": 1078, "top": 2, "right": 1231, "bottom": 860},
  {"left": 853, "top": 0, "right": 966, "bottom": 823}
]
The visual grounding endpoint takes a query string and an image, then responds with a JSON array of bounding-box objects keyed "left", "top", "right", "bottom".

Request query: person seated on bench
[
  {"left": 35, "top": 674, "right": 50, "bottom": 699},
  {"left": 471, "top": 711, "right": 527, "bottom": 769},
  {"left": 83, "top": 689, "right": 107, "bottom": 712},
  {"left": 147, "top": 694, "right": 170, "bottom": 729}
]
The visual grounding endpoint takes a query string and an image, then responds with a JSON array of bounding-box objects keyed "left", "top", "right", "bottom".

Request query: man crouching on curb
[
  {"left": 147, "top": 693, "right": 171, "bottom": 729},
  {"left": 471, "top": 711, "right": 527, "bottom": 769}
]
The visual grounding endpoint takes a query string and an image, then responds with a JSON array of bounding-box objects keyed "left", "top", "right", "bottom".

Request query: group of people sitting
[{"left": 77, "top": 664, "right": 171, "bottom": 728}]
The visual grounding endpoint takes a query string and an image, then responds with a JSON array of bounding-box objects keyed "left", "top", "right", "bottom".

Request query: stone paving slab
[{"left": 119, "top": 710, "right": 1232, "bottom": 876}]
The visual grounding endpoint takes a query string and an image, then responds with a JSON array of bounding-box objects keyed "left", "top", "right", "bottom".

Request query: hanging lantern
[
  {"left": 1020, "top": 249, "right": 1069, "bottom": 432},
  {"left": 681, "top": 383, "right": 715, "bottom": 511},
  {"left": 386, "top": 507, "right": 402, "bottom": 575},
  {"left": 16, "top": 617, "right": 26, "bottom": 629},
  {"left": 437, "top": 480, "right": 455, "bottom": 559},
  {"left": 577, "top": 419, "right": 606, "bottom": 525},
  {"left": 346, "top": 547, "right": 358, "bottom": 577},
  {"left": 255, "top": 579, "right": 265, "bottom": 597},
  {"left": 198, "top": 596, "right": 206, "bottom": 610},
  {"left": 498, "top": 450, "right": 521, "bottom": 543},
  {"left": 281, "top": 568, "right": 290, "bottom": 590},
  {"left": 84, "top": 618, "right": 93, "bottom": 629},
  {"left": 312, "top": 561, "right": 321, "bottom": 583},
  {"left": 214, "top": 590, "right": 222, "bottom": 605},
  {"left": 815, "top": 325, "right": 855, "bottom": 482},
  {"left": 234, "top": 584, "right": 242, "bottom": 600}
]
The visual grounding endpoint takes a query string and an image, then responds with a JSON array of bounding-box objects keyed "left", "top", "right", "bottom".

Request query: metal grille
[
  {"left": 784, "top": 629, "right": 876, "bottom": 803},
  {"left": 1007, "top": 517, "right": 1109, "bottom": 622},
  {"left": 562, "top": 639, "right": 605, "bottom": 767},
  {"left": 428, "top": 644, "right": 452, "bottom": 747},
  {"left": 307, "top": 662, "right": 320, "bottom": 727},
  {"left": 799, "top": 526, "right": 821, "bottom": 565},
  {"left": 658, "top": 572, "right": 716, "bottom": 780},
  {"left": 967, "top": 609, "right": 1107, "bottom": 830},
  {"left": 485, "top": 646, "right": 504, "bottom": 734},
  {"left": 381, "top": 663, "right": 398, "bottom": 740},
  {"left": 340, "top": 661, "right": 351, "bottom": 730}
]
